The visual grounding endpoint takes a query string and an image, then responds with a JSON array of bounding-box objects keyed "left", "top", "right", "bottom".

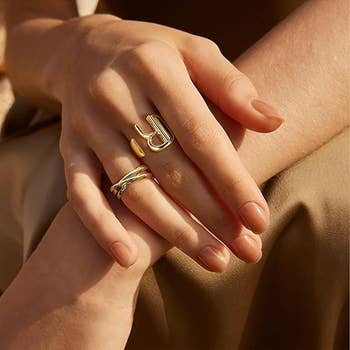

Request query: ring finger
[
  {"left": 81, "top": 111, "right": 232, "bottom": 272},
  {"left": 87, "top": 78, "right": 262, "bottom": 262},
  {"left": 128, "top": 48, "right": 269, "bottom": 234},
  {"left": 123, "top": 114, "right": 262, "bottom": 263}
]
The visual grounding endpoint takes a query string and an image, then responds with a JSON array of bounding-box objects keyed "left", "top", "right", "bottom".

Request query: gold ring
[
  {"left": 130, "top": 114, "right": 175, "bottom": 157},
  {"left": 110, "top": 165, "right": 153, "bottom": 199}
]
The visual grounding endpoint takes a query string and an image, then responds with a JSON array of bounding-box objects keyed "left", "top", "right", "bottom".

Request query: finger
[
  {"left": 127, "top": 122, "right": 262, "bottom": 262},
  {"left": 138, "top": 50, "right": 270, "bottom": 234},
  {"left": 87, "top": 77, "right": 262, "bottom": 262},
  {"left": 106, "top": 168, "right": 262, "bottom": 264},
  {"left": 180, "top": 37, "right": 284, "bottom": 132},
  {"left": 82, "top": 119, "right": 231, "bottom": 272},
  {"left": 230, "top": 228, "right": 262, "bottom": 263},
  {"left": 102, "top": 175, "right": 172, "bottom": 267},
  {"left": 147, "top": 146, "right": 263, "bottom": 263},
  {"left": 60, "top": 131, "right": 138, "bottom": 267}
]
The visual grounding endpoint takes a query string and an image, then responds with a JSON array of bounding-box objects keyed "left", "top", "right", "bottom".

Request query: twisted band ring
[{"left": 110, "top": 165, "right": 153, "bottom": 199}]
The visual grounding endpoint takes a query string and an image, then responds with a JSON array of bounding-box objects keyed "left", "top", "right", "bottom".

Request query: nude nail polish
[
  {"left": 251, "top": 99, "right": 284, "bottom": 126},
  {"left": 198, "top": 245, "right": 229, "bottom": 272},
  {"left": 238, "top": 201, "right": 268, "bottom": 234},
  {"left": 229, "top": 234, "right": 262, "bottom": 263},
  {"left": 110, "top": 242, "right": 134, "bottom": 267}
]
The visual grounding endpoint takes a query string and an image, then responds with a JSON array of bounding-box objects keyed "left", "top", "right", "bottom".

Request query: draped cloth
[
  {"left": 0, "top": 1, "right": 348, "bottom": 348},
  {"left": 0, "top": 106, "right": 348, "bottom": 348}
]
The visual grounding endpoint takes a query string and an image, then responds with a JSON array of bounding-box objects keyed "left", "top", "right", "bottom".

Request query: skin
[
  {"left": 0, "top": 0, "right": 348, "bottom": 347},
  {"left": 5, "top": 0, "right": 287, "bottom": 272},
  {"left": 0, "top": 198, "right": 158, "bottom": 350}
]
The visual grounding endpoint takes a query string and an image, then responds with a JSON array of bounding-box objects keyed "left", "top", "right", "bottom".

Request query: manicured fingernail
[
  {"left": 198, "top": 245, "right": 229, "bottom": 272},
  {"left": 110, "top": 242, "right": 135, "bottom": 267},
  {"left": 238, "top": 201, "right": 268, "bottom": 234},
  {"left": 229, "top": 234, "right": 262, "bottom": 263},
  {"left": 251, "top": 99, "right": 284, "bottom": 126}
]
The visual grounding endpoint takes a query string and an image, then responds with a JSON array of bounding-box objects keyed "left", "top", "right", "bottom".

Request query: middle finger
[
  {"left": 87, "top": 73, "right": 262, "bottom": 262},
  {"left": 140, "top": 50, "right": 270, "bottom": 234}
]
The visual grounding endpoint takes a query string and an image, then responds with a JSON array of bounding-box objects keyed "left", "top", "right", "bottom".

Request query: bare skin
[
  {"left": 4, "top": 0, "right": 348, "bottom": 273},
  {"left": 0, "top": 198, "right": 160, "bottom": 350},
  {"left": 0, "top": 0, "right": 348, "bottom": 348},
  {"left": 4, "top": 0, "right": 287, "bottom": 271}
]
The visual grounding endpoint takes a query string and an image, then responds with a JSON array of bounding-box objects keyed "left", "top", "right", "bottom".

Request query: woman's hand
[
  {"left": 0, "top": 183, "right": 171, "bottom": 350},
  {"left": 52, "top": 15, "right": 283, "bottom": 271}
]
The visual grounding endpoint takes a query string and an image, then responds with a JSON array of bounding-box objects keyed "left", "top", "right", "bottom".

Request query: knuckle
[
  {"left": 182, "top": 117, "right": 218, "bottom": 151},
  {"left": 161, "top": 161, "right": 186, "bottom": 191},
  {"left": 79, "top": 15, "right": 118, "bottom": 42},
  {"left": 184, "top": 35, "right": 219, "bottom": 53},
  {"left": 127, "top": 40, "right": 174, "bottom": 69},
  {"left": 200, "top": 37, "right": 220, "bottom": 52},
  {"left": 182, "top": 118, "right": 209, "bottom": 143},
  {"left": 87, "top": 68, "right": 127, "bottom": 113},
  {"left": 222, "top": 70, "right": 248, "bottom": 94},
  {"left": 87, "top": 71, "right": 107, "bottom": 101},
  {"left": 172, "top": 227, "right": 191, "bottom": 250}
]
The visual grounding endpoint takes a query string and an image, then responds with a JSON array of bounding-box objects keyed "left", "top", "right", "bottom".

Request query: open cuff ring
[{"left": 130, "top": 114, "right": 175, "bottom": 158}]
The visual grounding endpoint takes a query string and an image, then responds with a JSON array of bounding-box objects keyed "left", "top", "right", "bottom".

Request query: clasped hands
[{"left": 53, "top": 14, "right": 283, "bottom": 273}]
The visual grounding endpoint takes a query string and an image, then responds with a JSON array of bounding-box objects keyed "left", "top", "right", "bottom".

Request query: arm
[
  {"left": 5, "top": 0, "right": 286, "bottom": 270},
  {"left": 4, "top": 0, "right": 348, "bottom": 277},
  {"left": 5, "top": 0, "right": 348, "bottom": 183},
  {"left": 0, "top": 202, "right": 154, "bottom": 350},
  {"left": 234, "top": 0, "right": 349, "bottom": 184},
  {"left": 0, "top": 0, "right": 348, "bottom": 348},
  {"left": 0, "top": 176, "right": 171, "bottom": 350}
]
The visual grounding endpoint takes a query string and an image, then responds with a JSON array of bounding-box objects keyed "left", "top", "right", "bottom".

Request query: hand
[
  {"left": 53, "top": 14, "right": 283, "bottom": 272},
  {"left": 0, "top": 185, "right": 170, "bottom": 350}
]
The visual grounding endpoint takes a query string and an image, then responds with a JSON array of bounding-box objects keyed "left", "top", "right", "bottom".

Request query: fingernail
[
  {"left": 198, "top": 245, "right": 229, "bottom": 272},
  {"left": 251, "top": 99, "right": 284, "bottom": 126},
  {"left": 238, "top": 201, "right": 268, "bottom": 234},
  {"left": 229, "top": 234, "right": 262, "bottom": 263},
  {"left": 110, "top": 242, "right": 135, "bottom": 267}
]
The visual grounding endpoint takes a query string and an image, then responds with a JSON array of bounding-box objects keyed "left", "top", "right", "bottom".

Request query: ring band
[{"left": 110, "top": 165, "right": 153, "bottom": 199}]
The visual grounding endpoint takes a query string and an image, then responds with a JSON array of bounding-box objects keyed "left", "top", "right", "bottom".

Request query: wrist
[
  {"left": 0, "top": 262, "right": 140, "bottom": 350},
  {"left": 31, "top": 207, "right": 147, "bottom": 309},
  {"left": 0, "top": 203, "right": 146, "bottom": 349}
]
